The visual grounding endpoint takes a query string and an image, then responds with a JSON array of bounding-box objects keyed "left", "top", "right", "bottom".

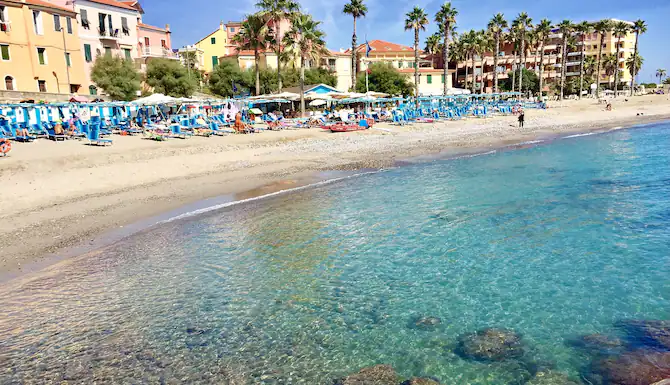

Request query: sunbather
[
  {"left": 16, "top": 126, "right": 30, "bottom": 137},
  {"left": 54, "top": 122, "right": 65, "bottom": 135}
]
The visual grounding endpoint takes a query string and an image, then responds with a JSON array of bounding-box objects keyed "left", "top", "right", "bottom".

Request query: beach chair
[
  {"left": 46, "top": 126, "right": 67, "bottom": 141},
  {"left": 87, "top": 124, "right": 112, "bottom": 146},
  {"left": 9, "top": 123, "right": 36, "bottom": 142},
  {"left": 170, "top": 123, "right": 192, "bottom": 139}
]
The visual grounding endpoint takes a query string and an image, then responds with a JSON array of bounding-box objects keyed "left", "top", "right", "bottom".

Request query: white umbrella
[
  {"left": 309, "top": 99, "right": 327, "bottom": 106},
  {"left": 133, "top": 93, "right": 180, "bottom": 104}
]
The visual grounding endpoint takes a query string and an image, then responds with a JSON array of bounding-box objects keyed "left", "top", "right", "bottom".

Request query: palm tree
[
  {"left": 283, "top": 14, "right": 328, "bottom": 117},
  {"left": 593, "top": 19, "right": 613, "bottom": 97},
  {"left": 574, "top": 21, "right": 593, "bottom": 99},
  {"left": 656, "top": 68, "right": 667, "bottom": 84},
  {"left": 405, "top": 6, "right": 429, "bottom": 104},
  {"left": 625, "top": 54, "right": 643, "bottom": 80},
  {"left": 476, "top": 31, "right": 491, "bottom": 94},
  {"left": 602, "top": 53, "right": 618, "bottom": 89},
  {"left": 256, "top": 0, "right": 300, "bottom": 92},
  {"left": 534, "top": 19, "right": 552, "bottom": 97},
  {"left": 629, "top": 19, "right": 647, "bottom": 95},
  {"left": 583, "top": 55, "right": 597, "bottom": 82},
  {"left": 487, "top": 13, "right": 508, "bottom": 94},
  {"left": 505, "top": 25, "right": 519, "bottom": 92},
  {"left": 231, "top": 14, "right": 269, "bottom": 96},
  {"left": 557, "top": 20, "right": 573, "bottom": 100},
  {"left": 449, "top": 37, "right": 466, "bottom": 89},
  {"left": 424, "top": 33, "right": 441, "bottom": 54},
  {"left": 343, "top": 0, "right": 367, "bottom": 92},
  {"left": 461, "top": 30, "right": 478, "bottom": 94},
  {"left": 435, "top": 2, "right": 458, "bottom": 96},
  {"left": 612, "top": 21, "right": 630, "bottom": 97},
  {"left": 512, "top": 13, "right": 532, "bottom": 95}
]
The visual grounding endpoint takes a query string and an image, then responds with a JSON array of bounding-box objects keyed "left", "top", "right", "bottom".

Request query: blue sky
[{"left": 142, "top": 0, "right": 669, "bottom": 82}]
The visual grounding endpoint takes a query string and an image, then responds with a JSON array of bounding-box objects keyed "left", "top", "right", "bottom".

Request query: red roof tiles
[
  {"left": 83, "top": 0, "right": 137, "bottom": 11},
  {"left": 345, "top": 39, "right": 416, "bottom": 54},
  {"left": 138, "top": 23, "right": 167, "bottom": 32},
  {"left": 25, "top": 0, "right": 76, "bottom": 14}
]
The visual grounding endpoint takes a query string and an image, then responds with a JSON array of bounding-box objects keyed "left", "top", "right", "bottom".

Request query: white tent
[
  {"left": 308, "top": 99, "right": 327, "bottom": 106},
  {"left": 133, "top": 93, "right": 180, "bottom": 104}
]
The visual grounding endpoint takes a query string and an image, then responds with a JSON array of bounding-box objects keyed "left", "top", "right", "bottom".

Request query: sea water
[{"left": 1, "top": 123, "right": 670, "bottom": 384}]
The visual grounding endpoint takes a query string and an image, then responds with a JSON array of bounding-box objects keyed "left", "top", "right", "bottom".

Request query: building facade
[
  {"left": 454, "top": 19, "right": 636, "bottom": 94},
  {"left": 0, "top": 0, "right": 88, "bottom": 94}
]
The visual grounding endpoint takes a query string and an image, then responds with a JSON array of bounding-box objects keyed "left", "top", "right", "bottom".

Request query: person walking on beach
[{"left": 518, "top": 110, "right": 525, "bottom": 128}]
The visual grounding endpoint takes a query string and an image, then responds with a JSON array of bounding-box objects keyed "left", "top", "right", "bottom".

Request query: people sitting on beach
[
  {"left": 16, "top": 125, "right": 30, "bottom": 137},
  {"left": 233, "top": 111, "right": 254, "bottom": 133},
  {"left": 53, "top": 121, "right": 65, "bottom": 135}
]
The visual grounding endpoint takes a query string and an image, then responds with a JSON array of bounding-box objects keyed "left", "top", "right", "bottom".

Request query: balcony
[
  {"left": 141, "top": 47, "right": 179, "bottom": 59},
  {"left": 98, "top": 28, "right": 120, "bottom": 41}
]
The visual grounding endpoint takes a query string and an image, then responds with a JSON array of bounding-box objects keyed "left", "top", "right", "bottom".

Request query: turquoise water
[{"left": 2, "top": 123, "right": 670, "bottom": 384}]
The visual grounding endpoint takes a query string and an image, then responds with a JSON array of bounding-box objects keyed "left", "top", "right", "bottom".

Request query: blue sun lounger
[
  {"left": 87, "top": 124, "right": 112, "bottom": 146},
  {"left": 170, "top": 123, "right": 192, "bottom": 139}
]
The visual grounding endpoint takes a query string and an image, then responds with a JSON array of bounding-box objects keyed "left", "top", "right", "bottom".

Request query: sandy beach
[{"left": 2, "top": 94, "right": 669, "bottom": 276}]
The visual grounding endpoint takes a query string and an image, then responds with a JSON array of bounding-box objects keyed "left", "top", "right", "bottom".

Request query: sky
[{"left": 142, "top": 0, "right": 670, "bottom": 82}]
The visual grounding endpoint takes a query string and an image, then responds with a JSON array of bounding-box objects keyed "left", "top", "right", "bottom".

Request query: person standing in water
[{"left": 518, "top": 110, "right": 525, "bottom": 128}]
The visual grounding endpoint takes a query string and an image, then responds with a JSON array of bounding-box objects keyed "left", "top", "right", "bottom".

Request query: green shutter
[
  {"left": 84, "top": 44, "right": 92, "bottom": 62},
  {"left": 38, "top": 48, "right": 45, "bottom": 64},
  {"left": 65, "top": 53, "right": 71, "bottom": 67},
  {"left": 212, "top": 56, "right": 218, "bottom": 67},
  {"left": 441, "top": 74, "right": 445, "bottom": 84},
  {"left": 124, "top": 49, "right": 131, "bottom": 60},
  {"left": 1, "top": 45, "right": 9, "bottom": 61},
  {"left": 427, "top": 75, "right": 432, "bottom": 84},
  {"left": 211, "top": 37, "right": 216, "bottom": 44},
  {"left": 89, "top": 85, "right": 97, "bottom": 95}
]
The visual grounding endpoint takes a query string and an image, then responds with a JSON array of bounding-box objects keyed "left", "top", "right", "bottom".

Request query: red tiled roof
[
  {"left": 84, "top": 0, "right": 137, "bottom": 11},
  {"left": 328, "top": 49, "right": 349, "bottom": 57},
  {"left": 346, "top": 39, "right": 416, "bottom": 54},
  {"left": 25, "top": 0, "right": 76, "bottom": 14},
  {"left": 138, "top": 23, "right": 168, "bottom": 32}
]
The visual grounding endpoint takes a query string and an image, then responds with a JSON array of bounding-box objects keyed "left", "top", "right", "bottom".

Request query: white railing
[{"left": 142, "top": 46, "right": 179, "bottom": 59}]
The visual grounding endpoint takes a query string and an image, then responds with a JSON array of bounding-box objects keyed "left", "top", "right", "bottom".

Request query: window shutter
[
  {"left": 84, "top": 44, "right": 92, "bottom": 62},
  {"left": 54, "top": 15, "right": 61, "bottom": 31}
]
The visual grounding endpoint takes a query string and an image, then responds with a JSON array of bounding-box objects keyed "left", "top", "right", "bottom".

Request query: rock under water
[
  {"left": 592, "top": 349, "right": 670, "bottom": 385},
  {"left": 456, "top": 328, "right": 525, "bottom": 361},
  {"left": 615, "top": 319, "right": 670, "bottom": 350},
  {"left": 400, "top": 377, "right": 441, "bottom": 385},
  {"left": 526, "top": 370, "right": 580, "bottom": 385},
  {"left": 411, "top": 316, "right": 442, "bottom": 330},
  {"left": 333, "top": 365, "right": 399, "bottom": 385}
]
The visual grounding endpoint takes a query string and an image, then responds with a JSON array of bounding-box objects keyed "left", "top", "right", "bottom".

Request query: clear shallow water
[{"left": 2, "top": 123, "right": 670, "bottom": 384}]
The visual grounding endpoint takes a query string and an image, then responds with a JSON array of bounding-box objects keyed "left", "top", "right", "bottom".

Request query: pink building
[{"left": 119, "top": 0, "right": 178, "bottom": 67}]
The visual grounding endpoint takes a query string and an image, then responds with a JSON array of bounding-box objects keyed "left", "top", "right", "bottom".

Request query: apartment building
[
  {"left": 350, "top": 40, "right": 454, "bottom": 95},
  {"left": 119, "top": 0, "right": 177, "bottom": 67},
  {"left": 0, "top": 0, "right": 87, "bottom": 95},
  {"left": 455, "top": 19, "right": 636, "bottom": 94}
]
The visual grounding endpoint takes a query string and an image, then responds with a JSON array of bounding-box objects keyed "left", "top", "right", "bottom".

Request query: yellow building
[
  {"left": 580, "top": 19, "right": 636, "bottom": 87},
  {"left": 193, "top": 21, "right": 229, "bottom": 74},
  {"left": 0, "top": 0, "right": 87, "bottom": 95}
]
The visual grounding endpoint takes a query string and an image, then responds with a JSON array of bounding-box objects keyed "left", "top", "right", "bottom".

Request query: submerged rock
[
  {"left": 526, "top": 371, "right": 579, "bottom": 385},
  {"left": 593, "top": 349, "right": 670, "bottom": 385},
  {"left": 333, "top": 365, "right": 399, "bottom": 385},
  {"left": 411, "top": 316, "right": 442, "bottom": 330},
  {"left": 615, "top": 319, "right": 670, "bottom": 350},
  {"left": 456, "top": 328, "right": 525, "bottom": 361},
  {"left": 571, "top": 333, "right": 625, "bottom": 355},
  {"left": 400, "top": 377, "right": 441, "bottom": 385}
]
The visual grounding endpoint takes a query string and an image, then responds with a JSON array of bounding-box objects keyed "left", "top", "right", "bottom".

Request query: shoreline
[{"left": 2, "top": 96, "right": 670, "bottom": 280}]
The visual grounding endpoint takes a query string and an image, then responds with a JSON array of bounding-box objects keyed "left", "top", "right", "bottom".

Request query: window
[
  {"left": 89, "top": 85, "right": 97, "bottom": 95},
  {"left": 104, "top": 47, "right": 111, "bottom": 57},
  {"left": 80, "top": 9, "right": 89, "bottom": 29},
  {"left": 37, "top": 47, "right": 46, "bottom": 65},
  {"left": 603, "top": 44, "right": 607, "bottom": 48},
  {"left": 53, "top": 15, "right": 61, "bottom": 31},
  {"left": 212, "top": 55, "right": 218, "bottom": 67},
  {"left": 211, "top": 37, "right": 216, "bottom": 44},
  {"left": 33, "top": 10, "right": 43, "bottom": 35},
  {"left": 121, "top": 17, "right": 129, "bottom": 35},
  {"left": 84, "top": 44, "right": 92, "bottom": 62},
  {"left": 5, "top": 76, "right": 14, "bottom": 91},
  {"left": 108, "top": 14, "right": 113, "bottom": 34},
  {"left": 0, "top": 6, "right": 8, "bottom": 32},
  {"left": 65, "top": 52, "right": 71, "bottom": 67},
  {"left": 0, "top": 44, "right": 9, "bottom": 60},
  {"left": 398, "top": 61, "right": 403, "bottom": 68},
  {"left": 66, "top": 17, "right": 72, "bottom": 33},
  {"left": 70, "top": 84, "right": 80, "bottom": 93},
  {"left": 161, "top": 39, "right": 166, "bottom": 48},
  {"left": 144, "top": 37, "right": 150, "bottom": 47},
  {"left": 230, "top": 27, "right": 235, "bottom": 33},
  {"left": 427, "top": 74, "right": 432, "bottom": 84},
  {"left": 124, "top": 48, "right": 131, "bottom": 60},
  {"left": 98, "top": 12, "right": 106, "bottom": 34},
  {"left": 38, "top": 80, "right": 46, "bottom": 92}
]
